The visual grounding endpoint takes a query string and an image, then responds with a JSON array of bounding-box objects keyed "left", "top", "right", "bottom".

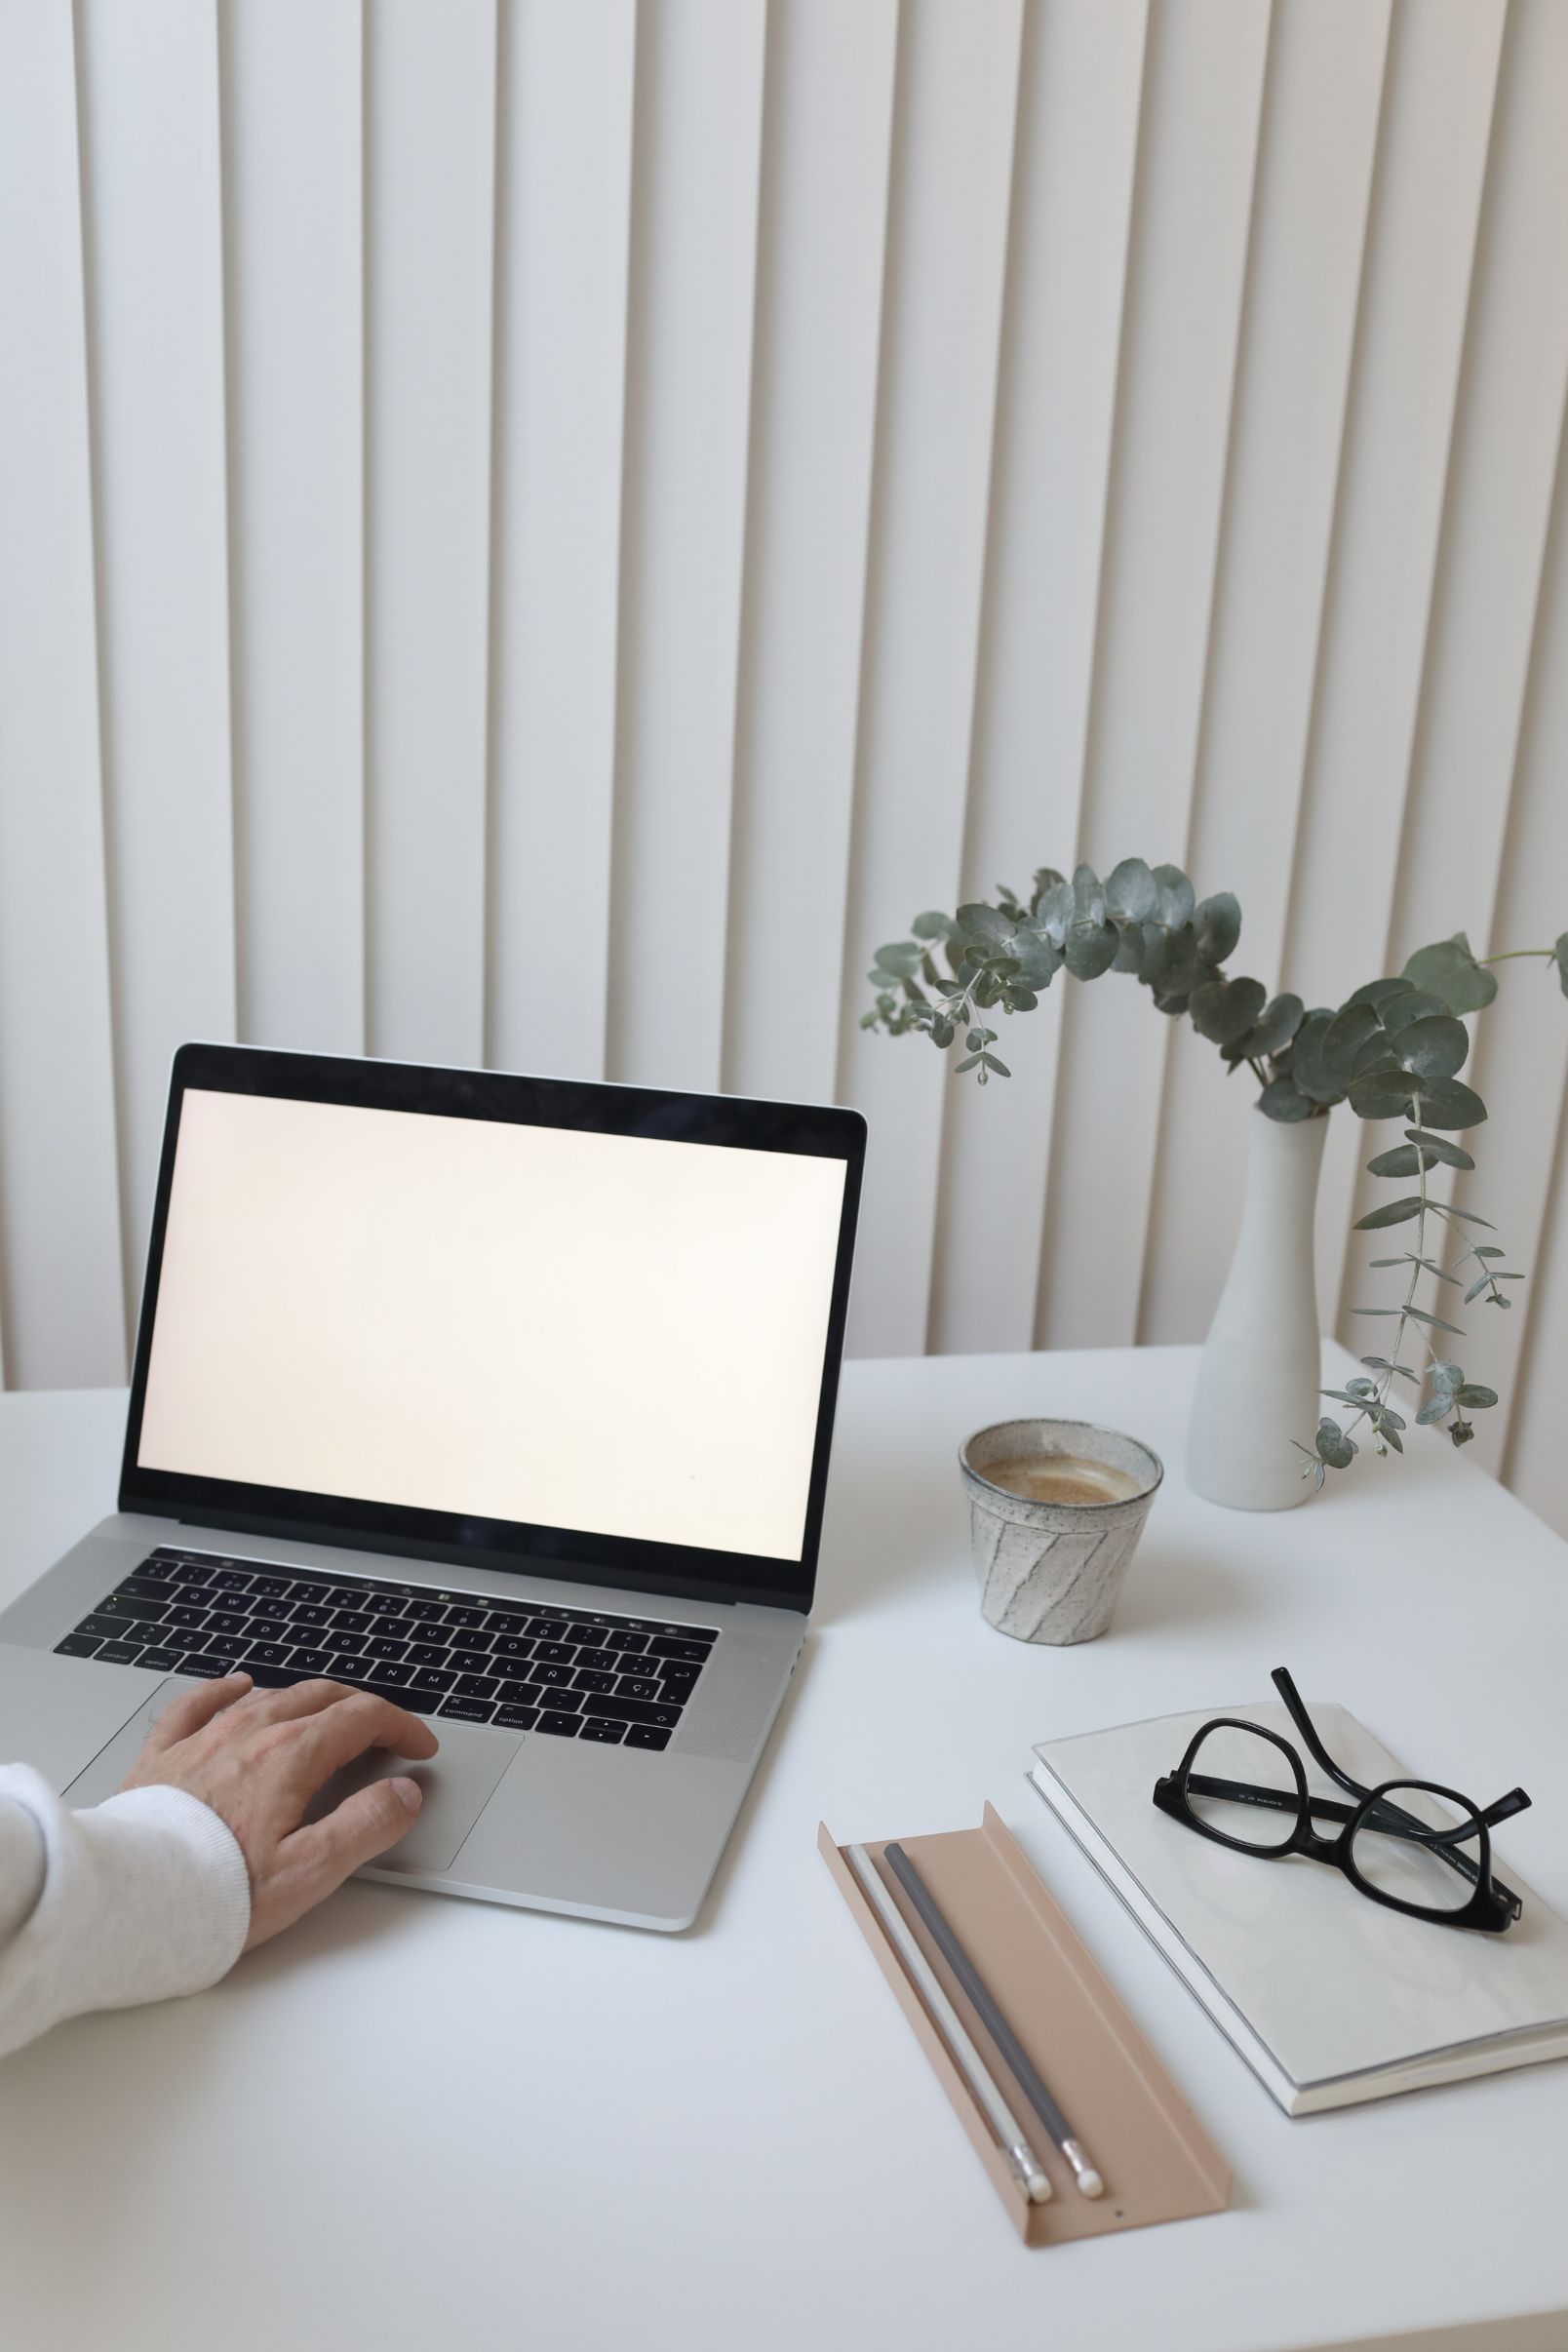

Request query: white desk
[{"left": 2, "top": 1346, "right": 1566, "bottom": 2352}]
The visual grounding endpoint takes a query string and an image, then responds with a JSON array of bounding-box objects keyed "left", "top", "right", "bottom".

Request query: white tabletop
[{"left": 2, "top": 1346, "right": 1566, "bottom": 2352}]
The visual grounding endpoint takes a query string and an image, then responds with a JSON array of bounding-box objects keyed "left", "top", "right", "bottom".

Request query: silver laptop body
[{"left": 0, "top": 1045, "right": 864, "bottom": 1933}]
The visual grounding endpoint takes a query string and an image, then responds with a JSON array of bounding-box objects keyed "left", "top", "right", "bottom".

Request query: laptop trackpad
[{"left": 303, "top": 1720, "right": 520, "bottom": 1873}]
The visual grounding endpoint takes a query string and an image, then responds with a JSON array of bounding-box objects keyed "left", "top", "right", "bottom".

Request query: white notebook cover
[{"left": 1030, "top": 1701, "right": 1568, "bottom": 2114}]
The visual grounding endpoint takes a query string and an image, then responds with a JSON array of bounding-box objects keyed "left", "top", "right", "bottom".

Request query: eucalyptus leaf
[
  {"left": 1404, "top": 1307, "right": 1466, "bottom": 1333},
  {"left": 1348, "top": 1067, "right": 1417, "bottom": 1120},
  {"left": 1064, "top": 921, "right": 1119, "bottom": 980},
  {"left": 1392, "top": 1013, "right": 1470, "bottom": 1079},
  {"left": 1194, "top": 890, "right": 1241, "bottom": 964},
  {"left": 954, "top": 1053, "right": 980, "bottom": 1074},
  {"left": 1433, "top": 1203, "right": 1494, "bottom": 1228},
  {"left": 1401, "top": 931, "right": 1499, "bottom": 1014},
  {"left": 1105, "top": 857, "right": 1157, "bottom": 923},
  {"left": 957, "top": 903, "right": 1016, "bottom": 951},
  {"left": 1345, "top": 976, "right": 1415, "bottom": 1011},
  {"left": 1072, "top": 864, "right": 1105, "bottom": 927},
  {"left": 1319, "top": 1001, "right": 1382, "bottom": 1087},
  {"left": 1295, "top": 1008, "right": 1351, "bottom": 1104},
  {"left": 1352, "top": 1196, "right": 1423, "bottom": 1230},
  {"left": 1351, "top": 1034, "right": 1399, "bottom": 1079},
  {"left": 1238, "top": 993, "right": 1304, "bottom": 1060},
  {"left": 1555, "top": 933, "right": 1568, "bottom": 997},
  {"left": 874, "top": 941, "right": 922, "bottom": 979},
  {"left": 1412, "top": 1075, "right": 1487, "bottom": 1129},
  {"left": 1379, "top": 1423, "right": 1405, "bottom": 1454},
  {"left": 1463, "top": 1274, "right": 1493, "bottom": 1304},
  {"left": 1008, "top": 923, "right": 1065, "bottom": 988},
  {"left": 1429, "top": 1360, "right": 1465, "bottom": 1391},
  {"left": 1416, "top": 1397, "right": 1454, "bottom": 1426},
  {"left": 1365, "top": 1144, "right": 1436, "bottom": 1178},
  {"left": 1456, "top": 1383, "right": 1498, "bottom": 1409},
  {"left": 1034, "top": 879, "right": 1074, "bottom": 944},
  {"left": 1259, "top": 1077, "right": 1314, "bottom": 1121},
  {"left": 1152, "top": 864, "right": 1194, "bottom": 927},
  {"left": 1190, "top": 974, "right": 1267, "bottom": 1045},
  {"left": 1380, "top": 989, "right": 1451, "bottom": 1035},
  {"left": 912, "top": 911, "right": 955, "bottom": 940},
  {"left": 1111, "top": 921, "right": 1145, "bottom": 972},
  {"left": 1314, "top": 1418, "right": 1356, "bottom": 1470},
  {"left": 980, "top": 1052, "right": 1010, "bottom": 1078},
  {"left": 1403, "top": 1127, "right": 1474, "bottom": 1170}
]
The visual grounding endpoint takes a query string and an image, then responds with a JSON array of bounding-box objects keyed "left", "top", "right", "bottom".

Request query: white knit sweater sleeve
[{"left": 0, "top": 1763, "right": 252, "bottom": 2059}]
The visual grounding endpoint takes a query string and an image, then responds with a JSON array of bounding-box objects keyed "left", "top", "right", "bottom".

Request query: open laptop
[{"left": 0, "top": 1043, "right": 864, "bottom": 1931}]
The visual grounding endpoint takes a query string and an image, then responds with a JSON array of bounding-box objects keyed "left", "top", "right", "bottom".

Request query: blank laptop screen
[{"left": 136, "top": 1088, "right": 848, "bottom": 1563}]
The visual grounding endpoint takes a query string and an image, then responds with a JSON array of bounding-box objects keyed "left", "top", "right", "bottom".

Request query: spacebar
[{"left": 240, "top": 1662, "right": 431, "bottom": 1712}]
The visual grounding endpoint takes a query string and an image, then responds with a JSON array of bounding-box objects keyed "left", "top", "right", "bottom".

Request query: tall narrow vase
[{"left": 1186, "top": 1105, "right": 1330, "bottom": 1512}]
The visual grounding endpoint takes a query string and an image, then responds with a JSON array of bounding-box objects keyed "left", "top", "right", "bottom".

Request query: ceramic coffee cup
[{"left": 960, "top": 1418, "right": 1163, "bottom": 1645}]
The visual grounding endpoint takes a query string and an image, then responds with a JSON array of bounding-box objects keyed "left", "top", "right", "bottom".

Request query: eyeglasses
[{"left": 1152, "top": 1668, "right": 1530, "bottom": 1934}]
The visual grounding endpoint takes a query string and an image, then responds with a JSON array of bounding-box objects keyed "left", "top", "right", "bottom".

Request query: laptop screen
[{"left": 126, "top": 1069, "right": 859, "bottom": 1598}]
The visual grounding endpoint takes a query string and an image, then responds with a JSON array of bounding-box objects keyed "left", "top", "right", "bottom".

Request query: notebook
[{"left": 1029, "top": 1700, "right": 1568, "bottom": 2114}]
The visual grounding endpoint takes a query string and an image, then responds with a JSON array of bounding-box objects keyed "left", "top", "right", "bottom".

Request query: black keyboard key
[
  {"left": 535, "top": 1683, "right": 581, "bottom": 1712},
  {"left": 407, "top": 1667, "right": 456, "bottom": 1701},
  {"left": 403, "top": 1599, "right": 447, "bottom": 1623},
  {"left": 284, "top": 1579, "right": 328, "bottom": 1600},
  {"left": 79, "top": 1612, "right": 133, "bottom": 1640},
  {"left": 407, "top": 1642, "right": 451, "bottom": 1667},
  {"left": 645, "top": 1637, "right": 710, "bottom": 1665},
  {"left": 244, "top": 1662, "right": 311, "bottom": 1690},
  {"left": 323, "top": 1588, "right": 368, "bottom": 1611},
  {"left": 249, "top": 1575, "right": 292, "bottom": 1597},
  {"left": 177, "top": 1655, "right": 229, "bottom": 1678},
  {"left": 166, "top": 1605, "right": 213, "bottom": 1630},
  {"left": 623, "top": 1724, "right": 673, "bottom": 1751},
  {"left": 290, "top": 1603, "right": 332, "bottom": 1629},
  {"left": 212, "top": 1570, "right": 254, "bottom": 1591},
  {"left": 531, "top": 1663, "right": 572, "bottom": 1688},
  {"left": 617, "top": 1675, "right": 660, "bottom": 1703},
  {"left": 138, "top": 1647, "right": 184, "bottom": 1671},
  {"left": 98, "top": 1592, "right": 169, "bottom": 1625},
  {"left": 119, "top": 1621, "right": 167, "bottom": 1648},
  {"left": 55, "top": 1633, "right": 102, "bottom": 1658},
  {"left": 120, "top": 1574, "right": 176, "bottom": 1600},
  {"left": 494, "top": 1678, "right": 544, "bottom": 1706},
  {"left": 290, "top": 1648, "right": 334, "bottom": 1674},
  {"left": 581, "top": 1693, "right": 681, "bottom": 1729},
  {"left": 332, "top": 1610, "right": 372, "bottom": 1635},
  {"left": 247, "top": 1598, "right": 291, "bottom": 1625},
  {"left": 529, "top": 1620, "right": 569, "bottom": 1644},
  {"left": 328, "top": 1629, "right": 369, "bottom": 1655},
  {"left": 489, "top": 1635, "right": 536, "bottom": 1664},
  {"left": 243, "top": 1641, "right": 294, "bottom": 1668},
  {"left": 366, "top": 1590, "right": 406, "bottom": 1615},
  {"left": 172, "top": 1628, "right": 213, "bottom": 1654},
  {"left": 94, "top": 1640, "right": 140, "bottom": 1664},
  {"left": 580, "top": 1717, "right": 627, "bottom": 1744},
  {"left": 494, "top": 1705, "right": 540, "bottom": 1731},
  {"left": 573, "top": 1648, "right": 617, "bottom": 1674},
  {"left": 573, "top": 1668, "right": 616, "bottom": 1693},
  {"left": 564, "top": 1625, "right": 606, "bottom": 1648},
  {"left": 605, "top": 1629, "right": 648, "bottom": 1654},
  {"left": 452, "top": 1672, "right": 499, "bottom": 1701},
  {"left": 535, "top": 1712, "right": 580, "bottom": 1738},
  {"left": 366, "top": 1659, "right": 414, "bottom": 1688},
  {"left": 440, "top": 1697, "right": 495, "bottom": 1724},
  {"left": 366, "top": 1636, "right": 410, "bottom": 1663},
  {"left": 204, "top": 1610, "right": 248, "bottom": 1637},
  {"left": 443, "top": 1605, "right": 487, "bottom": 1629},
  {"left": 532, "top": 1641, "right": 575, "bottom": 1666},
  {"left": 658, "top": 1663, "right": 700, "bottom": 1694}
]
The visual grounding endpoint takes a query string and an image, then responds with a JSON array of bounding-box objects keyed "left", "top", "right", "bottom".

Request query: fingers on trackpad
[{"left": 308, "top": 1723, "right": 521, "bottom": 1872}]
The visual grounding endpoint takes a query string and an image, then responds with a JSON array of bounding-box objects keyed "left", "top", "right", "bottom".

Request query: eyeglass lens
[
  {"left": 1350, "top": 1784, "right": 1483, "bottom": 1914},
  {"left": 1185, "top": 1724, "right": 1299, "bottom": 1852}
]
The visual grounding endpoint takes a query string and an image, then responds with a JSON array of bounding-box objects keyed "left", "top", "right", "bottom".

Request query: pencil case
[{"left": 820, "top": 1806, "right": 1230, "bottom": 2247}]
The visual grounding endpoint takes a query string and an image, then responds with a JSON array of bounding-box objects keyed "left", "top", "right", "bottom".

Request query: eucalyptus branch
[{"left": 862, "top": 874, "right": 1567, "bottom": 1488}]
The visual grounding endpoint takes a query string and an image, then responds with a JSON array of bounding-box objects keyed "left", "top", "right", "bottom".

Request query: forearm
[{"left": 0, "top": 1765, "right": 251, "bottom": 2059}]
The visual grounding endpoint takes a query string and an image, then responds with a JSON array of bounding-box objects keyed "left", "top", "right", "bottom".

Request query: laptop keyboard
[{"left": 53, "top": 1546, "right": 719, "bottom": 1751}]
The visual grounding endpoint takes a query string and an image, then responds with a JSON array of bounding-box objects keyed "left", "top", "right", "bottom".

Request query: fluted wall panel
[{"left": 2, "top": 0, "right": 1565, "bottom": 1541}]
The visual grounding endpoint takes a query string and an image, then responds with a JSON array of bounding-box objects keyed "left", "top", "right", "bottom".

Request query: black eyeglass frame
[{"left": 1152, "top": 1667, "right": 1530, "bottom": 1934}]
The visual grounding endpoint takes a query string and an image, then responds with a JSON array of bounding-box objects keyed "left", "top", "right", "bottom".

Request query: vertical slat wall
[{"left": 3, "top": 0, "right": 1567, "bottom": 1538}]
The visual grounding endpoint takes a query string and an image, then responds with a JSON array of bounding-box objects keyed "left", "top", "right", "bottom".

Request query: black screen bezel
[{"left": 118, "top": 1043, "right": 865, "bottom": 1615}]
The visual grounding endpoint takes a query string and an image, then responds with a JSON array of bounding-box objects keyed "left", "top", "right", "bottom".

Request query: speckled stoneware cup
[{"left": 960, "top": 1419, "right": 1163, "bottom": 1646}]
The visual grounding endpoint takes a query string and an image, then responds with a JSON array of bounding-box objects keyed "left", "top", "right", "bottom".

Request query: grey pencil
[
  {"left": 883, "top": 1839, "right": 1105, "bottom": 2197},
  {"left": 844, "top": 1844, "right": 1052, "bottom": 2204}
]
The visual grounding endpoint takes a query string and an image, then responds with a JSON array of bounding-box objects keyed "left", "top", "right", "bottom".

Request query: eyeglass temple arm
[
  {"left": 1187, "top": 1773, "right": 1528, "bottom": 1914},
  {"left": 1270, "top": 1667, "right": 1369, "bottom": 1802}
]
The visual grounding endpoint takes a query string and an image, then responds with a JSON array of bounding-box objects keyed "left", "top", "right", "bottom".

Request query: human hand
[{"left": 120, "top": 1674, "right": 440, "bottom": 1949}]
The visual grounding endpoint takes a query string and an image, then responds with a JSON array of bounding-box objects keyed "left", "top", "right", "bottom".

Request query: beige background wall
[{"left": 1, "top": 0, "right": 1564, "bottom": 1533}]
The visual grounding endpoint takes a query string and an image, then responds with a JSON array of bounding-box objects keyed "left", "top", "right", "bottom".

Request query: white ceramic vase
[{"left": 1186, "top": 1105, "right": 1330, "bottom": 1511}]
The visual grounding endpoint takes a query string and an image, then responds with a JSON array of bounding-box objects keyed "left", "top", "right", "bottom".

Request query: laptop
[{"left": 0, "top": 1043, "right": 864, "bottom": 1931}]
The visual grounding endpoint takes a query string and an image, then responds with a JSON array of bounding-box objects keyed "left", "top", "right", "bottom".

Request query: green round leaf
[
  {"left": 1193, "top": 890, "right": 1241, "bottom": 964},
  {"left": 1348, "top": 1067, "right": 1417, "bottom": 1120},
  {"left": 1072, "top": 864, "right": 1105, "bottom": 927},
  {"left": 1111, "top": 920, "right": 1145, "bottom": 972},
  {"left": 1345, "top": 976, "right": 1415, "bottom": 1011},
  {"left": 1415, "top": 1397, "right": 1454, "bottom": 1426},
  {"left": 1364, "top": 1143, "right": 1434, "bottom": 1178},
  {"left": 1392, "top": 1013, "right": 1470, "bottom": 1080},
  {"left": 1401, "top": 932, "right": 1499, "bottom": 1014},
  {"left": 957, "top": 903, "right": 1016, "bottom": 951},
  {"left": 1380, "top": 988, "right": 1452, "bottom": 1035},
  {"left": 1243, "top": 993, "right": 1304, "bottom": 1058},
  {"left": 1409, "top": 1074, "right": 1487, "bottom": 1129},
  {"left": 1152, "top": 864, "right": 1194, "bottom": 927},
  {"left": 1319, "top": 1001, "right": 1382, "bottom": 1087},
  {"left": 1292, "top": 1007, "right": 1347, "bottom": 1103},
  {"left": 1190, "top": 974, "right": 1268, "bottom": 1045},
  {"left": 912, "top": 911, "right": 955, "bottom": 940},
  {"left": 1064, "top": 920, "right": 1119, "bottom": 980},
  {"left": 1034, "top": 879, "right": 1074, "bottom": 944},
  {"left": 1455, "top": 1383, "right": 1498, "bottom": 1409},
  {"left": 1429, "top": 1360, "right": 1465, "bottom": 1391},
  {"left": 1259, "top": 1076, "right": 1314, "bottom": 1121},
  {"left": 1104, "top": 857, "right": 1157, "bottom": 923},
  {"left": 1314, "top": 1418, "right": 1356, "bottom": 1470}
]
